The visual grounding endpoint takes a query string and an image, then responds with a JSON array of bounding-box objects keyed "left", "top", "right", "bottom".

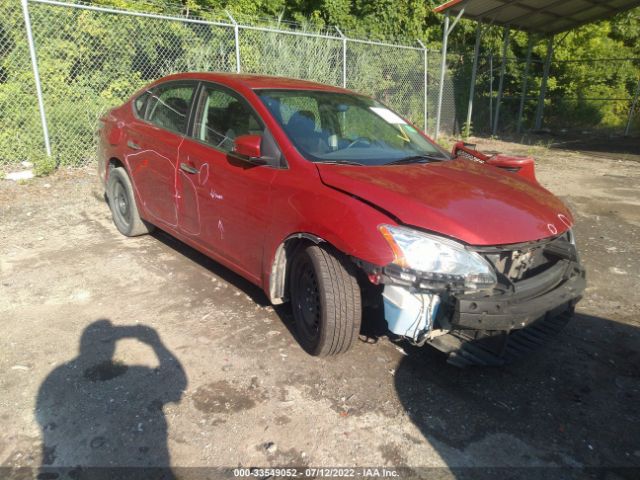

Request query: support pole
[
  {"left": 624, "top": 77, "right": 640, "bottom": 136},
  {"left": 489, "top": 53, "right": 493, "bottom": 130},
  {"left": 21, "top": 0, "right": 51, "bottom": 157},
  {"left": 435, "top": 9, "right": 463, "bottom": 139},
  {"left": 225, "top": 11, "right": 241, "bottom": 73},
  {"left": 335, "top": 27, "right": 347, "bottom": 88},
  {"left": 517, "top": 35, "right": 534, "bottom": 134},
  {"left": 492, "top": 25, "right": 510, "bottom": 136},
  {"left": 417, "top": 39, "right": 428, "bottom": 135},
  {"left": 535, "top": 35, "right": 554, "bottom": 131},
  {"left": 465, "top": 23, "right": 482, "bottom": 138},
  {"left": 435, "top": 13, "right": 449, "bottom": 139}
]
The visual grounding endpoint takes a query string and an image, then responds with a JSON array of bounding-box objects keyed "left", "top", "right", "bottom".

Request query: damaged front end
[{"left": 357, "top": 227, "right": 586, "bottom": 367}]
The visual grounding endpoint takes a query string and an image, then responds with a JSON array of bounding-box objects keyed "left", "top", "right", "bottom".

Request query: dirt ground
[{"left": 1, "top": 136, "right": 639, "bottom": 479}]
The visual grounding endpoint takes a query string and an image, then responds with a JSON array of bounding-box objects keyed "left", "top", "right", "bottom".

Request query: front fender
[{"left": 261, "top": 169, "right": 397, "bottom": 301}]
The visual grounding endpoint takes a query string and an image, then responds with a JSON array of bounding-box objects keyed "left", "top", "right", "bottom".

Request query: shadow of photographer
[{"left": 35, "top": 319, "right": 186, "bottom": 479}]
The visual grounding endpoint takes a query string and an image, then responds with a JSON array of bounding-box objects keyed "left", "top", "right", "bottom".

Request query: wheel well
[
  {"left": 104, "top": 158, "right": 125, "bottom": 201},
  {"left": 108, "top": 157, "right": 124, "bottom": 173},
  {"left": 269, "top": 234, "right": 324, "bottom": 305},
  {"left": 269, "top": 234, "right": 372, "bottom": 307}
]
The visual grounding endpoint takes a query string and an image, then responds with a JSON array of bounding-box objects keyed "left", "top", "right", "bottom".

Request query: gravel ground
[{"left": 1, "top": 137, "right": 639, "bottom": 479}]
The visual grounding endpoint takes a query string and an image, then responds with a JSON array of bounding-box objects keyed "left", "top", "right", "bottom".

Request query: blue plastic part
[{"left": 382, "top": 285, "right": 439, "bottom": 339}]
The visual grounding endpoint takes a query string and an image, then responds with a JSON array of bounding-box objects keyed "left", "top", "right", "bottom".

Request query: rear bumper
[{"left": 452, "top": 259, "right": 585, "bottom": 331}]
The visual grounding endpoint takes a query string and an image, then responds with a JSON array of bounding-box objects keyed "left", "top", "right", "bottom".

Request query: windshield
[{"left": 256, "top": 89, "right": 450, "bottom": 166}]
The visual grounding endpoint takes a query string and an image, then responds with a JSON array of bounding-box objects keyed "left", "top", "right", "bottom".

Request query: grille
[{"left": 478, "top": 233, "right": 573, "bottom": 283}]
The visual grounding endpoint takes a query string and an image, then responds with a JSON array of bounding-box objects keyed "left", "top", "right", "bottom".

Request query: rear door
[
  {"left": 177, "top": 83, "right": 281, "bottom": 281},
  {"left": 125, "top": 81, "right": 197, "bottom": 229}
]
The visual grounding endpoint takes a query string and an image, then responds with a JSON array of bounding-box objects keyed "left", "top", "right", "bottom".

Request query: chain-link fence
[
  {"left": 0, "top": 0, "right": 456, "bottom": 172},
  {"left": 238, "top": 27, "right": 344, "bottom": 87},
  {"left": 0, "top": 0, "right": 46, "bottom": 169}
]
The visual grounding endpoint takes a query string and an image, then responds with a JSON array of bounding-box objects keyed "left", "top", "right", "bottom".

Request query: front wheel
[
  {"left": 106, "top": 167, "right": 154, "bottom": 237},
  {"left": 289, "top": 244, "right": 362, "bottom": 356}
]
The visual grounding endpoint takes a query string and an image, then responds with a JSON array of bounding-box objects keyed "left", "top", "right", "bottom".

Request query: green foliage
[
  {"left": 457, "top": 16, "right": 640, "bottom": 134},
  {"left": 0, "top": 0, "right": 638, "bottom": 172},
  {"left": 32, "top": 151, "right": 57, "bottom": 177}
]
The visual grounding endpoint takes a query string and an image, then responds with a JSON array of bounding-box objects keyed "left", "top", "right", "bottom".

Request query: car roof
[{"left": 158, "top": 72, "right": 352, "bottom": 93}]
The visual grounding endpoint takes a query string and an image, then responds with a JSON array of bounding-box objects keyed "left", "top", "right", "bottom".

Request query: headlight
[{"left": 379, "top": 225, "right": 497, "bottom": 291}]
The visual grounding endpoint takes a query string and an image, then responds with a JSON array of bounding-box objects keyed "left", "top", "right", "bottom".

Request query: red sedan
[{"left": 97, "top": 73, "right": 585, "bottom": 366}]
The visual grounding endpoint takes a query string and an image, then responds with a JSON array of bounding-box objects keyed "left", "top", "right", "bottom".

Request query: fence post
[
  {"left": 225, "top": 10, "right": 241, "bottom": 73},
  {"left": 335, "top": 26, "right": 347, "bottom": 88},
  {"left": 624, "top": 77, "right": 640, "bottom": 136},
  {"left": 20, "top": 0, "right": 51, "bottom": 158},
  {"left": 417, "top": 40, "right": 428, "bottom": 135}
]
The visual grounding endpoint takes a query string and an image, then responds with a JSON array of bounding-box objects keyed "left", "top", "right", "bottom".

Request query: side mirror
[{"left": 232, "top": 134, "right": 266, "bottom": 165}]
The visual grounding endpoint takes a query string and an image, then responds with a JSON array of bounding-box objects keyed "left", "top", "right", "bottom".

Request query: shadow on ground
[
  {"left": 152, "top": 230, "right": 270, "bottom": 308},
  {"left": 151, "top": 229, "right": 322, "bottom": 348},
  {"left": 34, "top": 319, "right": 186, "bottom": 480},
  {"left": 394, "top": 312, "right": 640, "bottom": 479}
]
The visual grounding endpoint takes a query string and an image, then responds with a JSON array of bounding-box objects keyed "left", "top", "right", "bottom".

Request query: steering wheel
[{"left": 346, "top": 137, "right": 371, "bottom": 149}]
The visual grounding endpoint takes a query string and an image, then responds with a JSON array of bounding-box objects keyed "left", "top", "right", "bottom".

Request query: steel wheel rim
[
  {"left": 113, "top": 180, "right": 131, "bottom": 227},
  {"left": 294, "top": 258, "right": 321, "bottom": 340}
]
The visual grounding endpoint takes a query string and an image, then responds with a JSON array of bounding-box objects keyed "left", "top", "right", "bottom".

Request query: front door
[{"left": 177, "top": 83, "right": 280, "bottom": 281}]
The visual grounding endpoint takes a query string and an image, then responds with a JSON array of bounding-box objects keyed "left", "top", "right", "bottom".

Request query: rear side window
[
  {"left": 133, "top": 91, "right": 149, "bottom": 117},
  {"left": 145, "top": 83, "right": 196, "bottom": 134}
]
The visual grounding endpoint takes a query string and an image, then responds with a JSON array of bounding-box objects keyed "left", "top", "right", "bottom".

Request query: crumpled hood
[{"left": 316, "top": 159, "right": 573, "bottom": 246}]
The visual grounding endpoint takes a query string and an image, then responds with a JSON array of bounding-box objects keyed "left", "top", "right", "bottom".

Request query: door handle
[
  {"left": 180, "top": 162, "right": 199, "bottom": 174},
  {"left": 127, "top": 140, "right": 141, "bottom": 150}
]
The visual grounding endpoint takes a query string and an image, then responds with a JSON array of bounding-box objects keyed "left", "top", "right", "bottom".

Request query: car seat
[{"left": 286, "top": 110, "right": 324, "bottom": 153}]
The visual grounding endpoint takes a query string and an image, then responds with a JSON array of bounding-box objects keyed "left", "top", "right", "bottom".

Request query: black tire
[
  {"left": 289, "top": 244, "right": 362, "bottom": 356},
  {"left": 106, "top": 167, "right": 154, "bottom": 237}
]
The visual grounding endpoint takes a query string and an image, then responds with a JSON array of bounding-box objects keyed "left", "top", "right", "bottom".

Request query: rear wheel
[
  {"left": 289, "top": 244, "right": 362, "bottom": 356},
  {"left": 107, "top": 167, "right": 154, "bottom": 237}
]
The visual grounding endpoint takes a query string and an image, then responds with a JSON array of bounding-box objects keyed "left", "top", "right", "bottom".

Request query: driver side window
[
  {"left": 193, "top": 85, "right": 263, "bottom": 152},
  {"left": 277, "top": 96, "right": 329, "bottom": 154}
]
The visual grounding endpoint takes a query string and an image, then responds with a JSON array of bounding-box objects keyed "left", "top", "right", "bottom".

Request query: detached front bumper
[
  {"left": 375, "top": 254, "right": 585, "bottom": 367},
  {"left": 452, "top": 259, "right": 585, "bottom": 331},
  {"left": 429, "top": 258, "right": 585, "bottom": 367}
]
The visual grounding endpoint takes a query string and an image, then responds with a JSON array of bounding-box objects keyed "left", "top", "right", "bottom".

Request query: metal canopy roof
[{"left": 434, "top": 0, "right": 640, "bottom": 35}]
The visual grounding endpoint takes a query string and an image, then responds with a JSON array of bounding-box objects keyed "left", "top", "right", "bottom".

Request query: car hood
[{"left": 316, "top": 159, "right": 573, "bottom": 246}]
